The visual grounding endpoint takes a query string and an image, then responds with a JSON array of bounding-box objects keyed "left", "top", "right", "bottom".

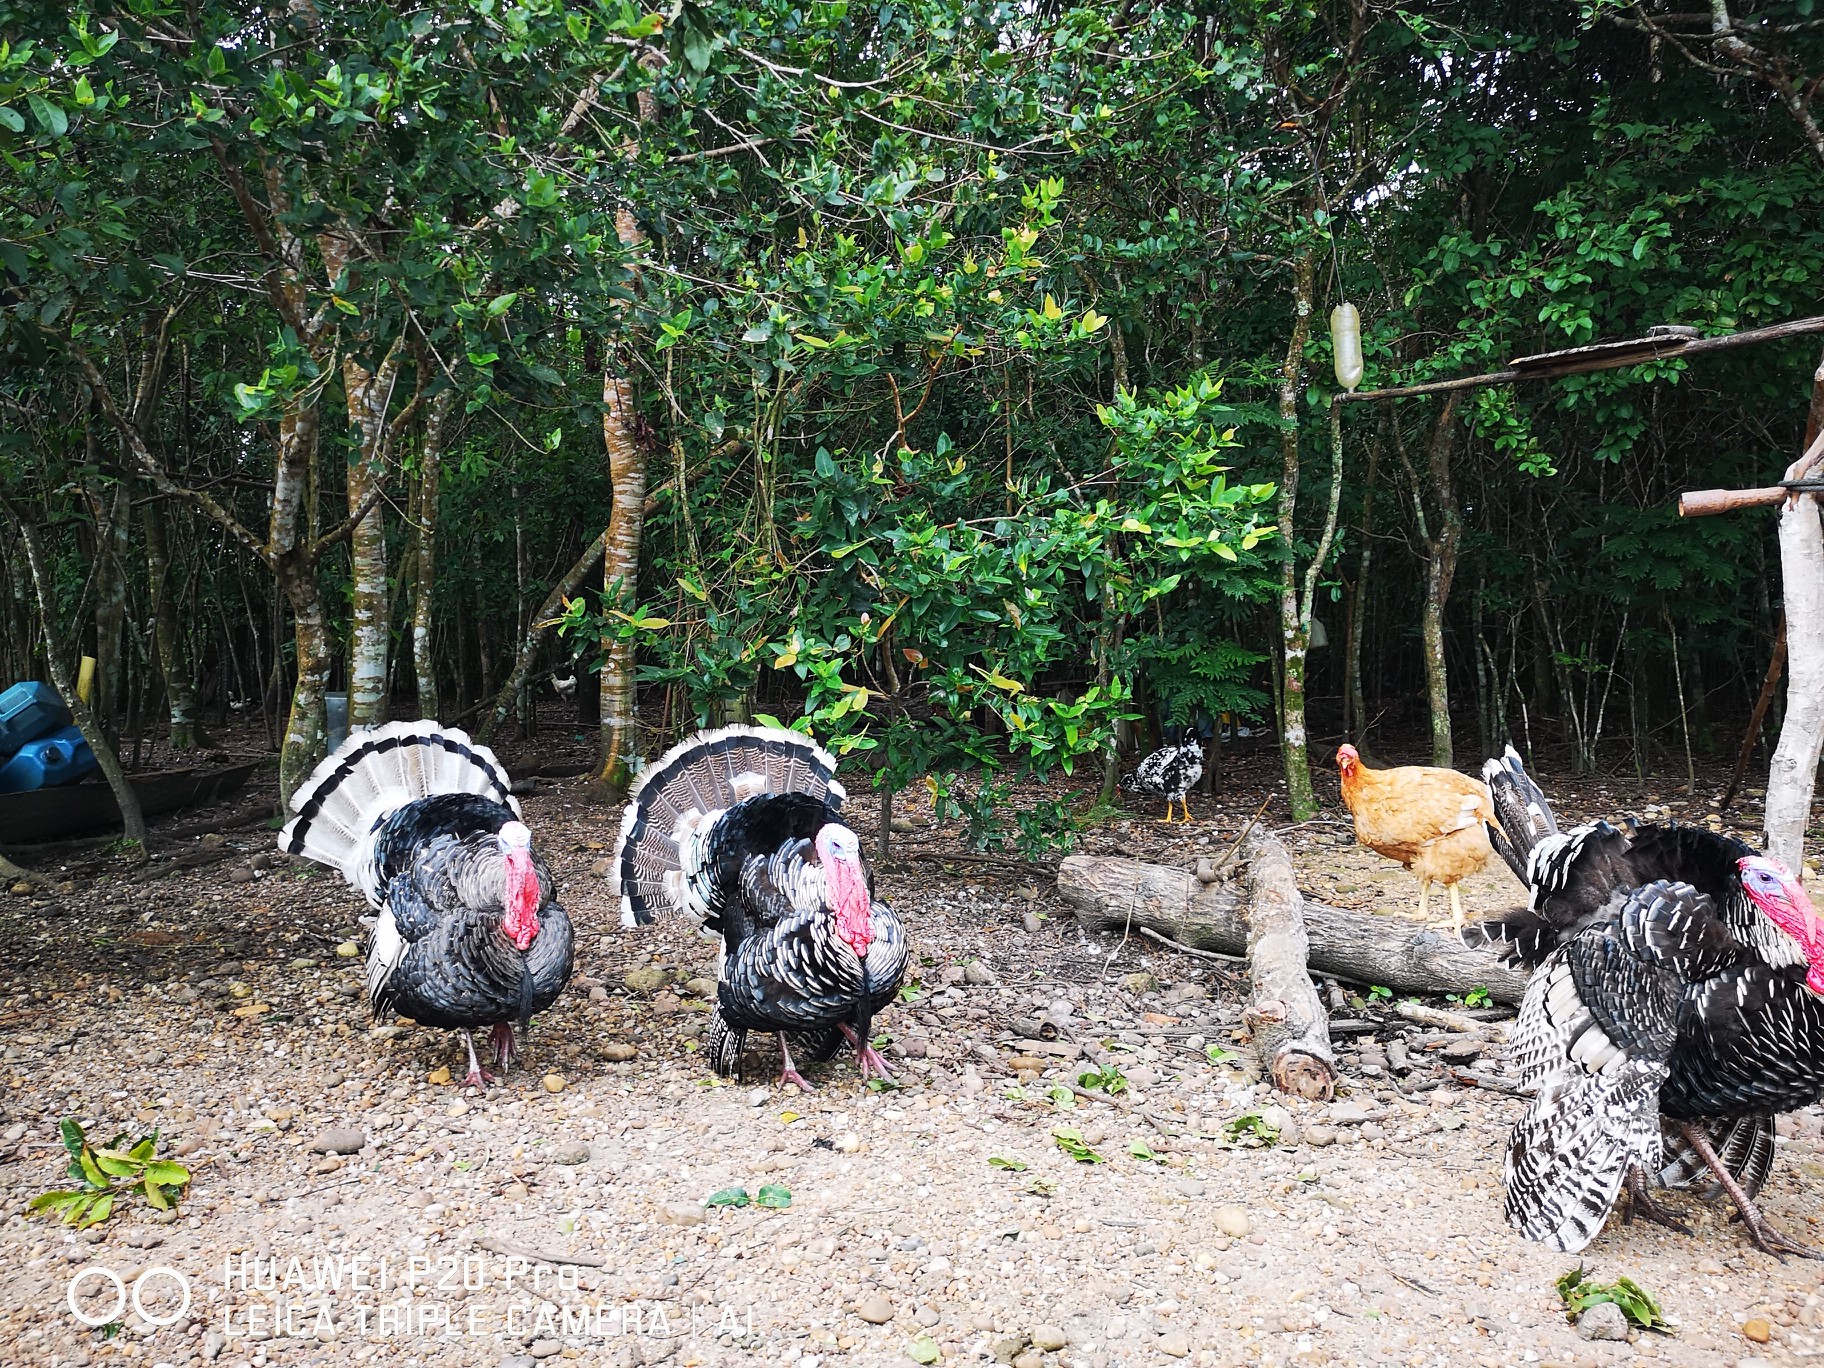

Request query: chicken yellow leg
[
  {"left": 1416, "top": 877, "right": 1432, "bottom": 922},
  {"left": 1448, "top": 882, "right": 1465, "bottom": 931},
  {"left": 1178, "top": 796, "right": 1193, "bottom": 822}
]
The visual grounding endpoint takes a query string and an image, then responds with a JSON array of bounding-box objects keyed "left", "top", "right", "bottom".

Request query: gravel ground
[{"left": 2, "top": 747, "right": 1821, "bottom": 1368}]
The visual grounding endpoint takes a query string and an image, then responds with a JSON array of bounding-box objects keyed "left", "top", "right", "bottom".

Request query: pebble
[
  {"left": 834, "top": 1132, "right": 862, "bottom": 1153},
  {"left": 589, "top": 857, "right": 613, "bottom": 877},
  {"left": 601, "top": 1042, "right": 638, "bottom": 1062},
  {"left": 1030, "top": 1325, "right": 1067, "bottom": 1350},
  {"left": 1743, "top": 1318, "right": 1773, "bottom": 1344},
  {"left": 202, "top": 1330, "right": 226, "bottom": 1360},
  {"left": 549, "top": 1142, "right": 590, "bottom": 1166},
  {"left": 542, "top": 1074, "right": 566, "bottom": 1093},
  {"left": 1122, "top": 973, "right": 1158, "bottom": 996},
  {"left": 1304, "top": 1124, "right": 1336, "bottom": 1147},
  {"left": 528, "top": 1339, "right": 563, "bottom": 1359},
  {"left": 684, "top": 977, "right": 717, "bottom": 999},
  {"left": 1158, "top": 1329, "right": 1191, "bottom": 1358},
  {"left": 659, "top": 1203, "right": 706, "bottom": 1227},
  {"left": 228, "top": 865, "right": 257, "bottom": 884},
  {"left": 964, "top": 960, "right": 995, "bottom": 986},
  {"left": 335, "top": 942, "right": 359, "bottom": 958},
  {"left": 1011, "top": 1354, "right": 1043, "bottom": 1368},
  {"left": 623, "top": 967, "right": 667, "bottom": 994},
  {"left": 1021, "top": 912, "right": 1042, "bottom": 934},
  {"left": 856, "top": 1295, "right": 895, "bottom": 1324},
  {"left": 307, "top": 1128, "right": 366, "bottom": 1155},
  {"left": 1440, "top": 1039, "right": 1483, "bottom": 1063},
  {"left": 1211, "top": 1206, "right": 1252, "bottom": 1238},
  {"left": 1578, "top": 1303, "right": 1630, "bottom": 1341}
]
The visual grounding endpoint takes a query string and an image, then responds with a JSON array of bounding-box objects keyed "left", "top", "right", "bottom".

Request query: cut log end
[{"left": 1270, "top": 1048, "right": 1338, "bottom": 1102}]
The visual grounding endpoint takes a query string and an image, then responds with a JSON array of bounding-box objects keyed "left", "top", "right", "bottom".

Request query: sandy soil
[{"left": 1, "top": 739, "right": 1819, "bottom": 1368}]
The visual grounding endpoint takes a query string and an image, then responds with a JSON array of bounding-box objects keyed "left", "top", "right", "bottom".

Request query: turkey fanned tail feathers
[{"left": 617, "top": 724, "right": 844, "bottom": 929}]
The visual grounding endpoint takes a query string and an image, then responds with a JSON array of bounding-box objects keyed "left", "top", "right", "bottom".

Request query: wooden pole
[{"left": 1764, "top": 348, "right": 1824, "bottom": 872}]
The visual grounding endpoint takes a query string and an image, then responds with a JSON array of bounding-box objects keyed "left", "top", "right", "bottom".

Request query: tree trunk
[
  {"left": 86, "top": 479, "right": 131, "bottom": 746},
  {"left": 143, "top": 493, "right": 204, "bottom": 748},
  {"left": 1343, "top": 433, "right": 1379, "bottom": 748},
  {"left": 271, "top": 400, "right": 331, "bottom": 809},
  {"left": 412, "top": 389, "right": 453, "bottom": 721},
  {"left": 1276, "top": 249, "right": 1319, "bottom": 817},
  {"left": 595, "top": 365, "right": 648, "bottom": 796},
  {"left": 338, "top": 341, "right": 400, "bottom": 732},
  {"left": 7, "top": 507, "right": 148, "bottom": 854}
]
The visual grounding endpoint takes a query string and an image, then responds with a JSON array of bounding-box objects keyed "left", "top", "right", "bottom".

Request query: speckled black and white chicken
[
  {"left": 1120, "top": 725, "right": 1206, "bottom": 823},
  {"left": 1468, "top": 745, "right": 1824, "bottom": 1258},
  {"left": 279, "top": 723, "right": 573, "bottom": 1089},
  {"left": 616, "top": 725, "right": 908, "bottom": 1091}
]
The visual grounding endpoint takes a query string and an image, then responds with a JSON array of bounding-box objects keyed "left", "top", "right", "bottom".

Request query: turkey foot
[
  {"left": 461, "top": 1031, "right": 497, "bottom": 1090},
  {"left": 490, "top": 1022, "right": 518, "bottom": 1070},
  {"left": 837, "top": 1022, "right": 896, "bottom": 1084},
  {"left": 1622, "top": 1165, "right": 1690, "bottom": 1235},
  {"left": 1675, "top": 1120, "right": 1824, "bottom": 1260},
  {"left": 776, "top": 1035, "right": 817, "bottom": 1093}
]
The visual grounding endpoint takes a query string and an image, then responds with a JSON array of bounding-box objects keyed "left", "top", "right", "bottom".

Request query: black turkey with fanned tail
[
  {"left": 1468, "top": 745, "right": 1824, "bottom": 1259},
  {"left": 616, "top": 725, "right": 908, "bottom": 1091}
]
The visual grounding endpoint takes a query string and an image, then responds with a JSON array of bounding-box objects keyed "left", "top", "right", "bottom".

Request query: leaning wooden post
[
  {"left": 1238, "top": 827, "right": 1338, "bottom": 1100},
  {"left": 1765, "top": 352, "right": 1824, "bottom": 872}
]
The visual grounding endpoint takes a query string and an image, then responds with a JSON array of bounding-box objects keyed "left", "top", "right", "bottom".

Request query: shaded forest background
[{"left": 2, "top": 0, "right": 1822, "bottom": 847}]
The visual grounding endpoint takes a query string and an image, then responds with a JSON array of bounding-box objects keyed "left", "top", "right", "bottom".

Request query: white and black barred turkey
[
  {"left": 1120, "top": 724, "right": 1206, "bottom": 823},
  {"left": 616, "top": 725, "right": 908, "bottom": 1091},
  {"left": 279, "top": 723, "right": 573, "bottom": 1089},
  {"left": 1468, "top": 745, "right": 1824, "bottom": 1258}
]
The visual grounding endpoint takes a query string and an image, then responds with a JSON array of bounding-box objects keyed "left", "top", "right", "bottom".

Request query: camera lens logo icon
[{"left": 67, "top": 1265, "right": 191, "bottom": 1327}]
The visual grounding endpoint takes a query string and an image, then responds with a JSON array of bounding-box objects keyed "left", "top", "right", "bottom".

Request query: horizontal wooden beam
[
  {"left": 1680, "top": 486, "right": 1788, "bottom": 518},
  {"left": 1339, "top": 313, "right": 1824, "bottom": 404}
]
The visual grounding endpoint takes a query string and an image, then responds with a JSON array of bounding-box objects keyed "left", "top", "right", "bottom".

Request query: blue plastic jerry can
[
  {"left": 0, "top": 724, "right": 98, "bottom": 793},
  {"left": 0, "top": 681, "right": 71, "bottom": 757}
]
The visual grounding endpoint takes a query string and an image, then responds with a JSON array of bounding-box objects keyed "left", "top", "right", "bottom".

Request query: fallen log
[
  {"left": 1055, "top": 852, "right": 1530, "bottom": 1006},
  {"left": 1237, "top": 828, "right": 1338, "bottom": 1100}
]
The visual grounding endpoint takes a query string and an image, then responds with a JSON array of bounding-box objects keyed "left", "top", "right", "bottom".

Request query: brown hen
[{"left": 1335, "top": 744, "right": 1494, "bottom": 929}]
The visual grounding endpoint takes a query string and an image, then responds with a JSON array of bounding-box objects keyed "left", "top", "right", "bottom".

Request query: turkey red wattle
[
  {"left": 815, "top": 825, "right": 872, "bottom": 958},
  {"left": 1738, "top": 855, "right": 1824, "bottom": 990},
  {"left": 501, "top": 845, "right": 541, "bottom": 951}
]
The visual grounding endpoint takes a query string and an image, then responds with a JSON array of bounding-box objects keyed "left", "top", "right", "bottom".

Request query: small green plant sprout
[
  {"left": 1044, "top": 1084, "right": 1077, "bottom": 1110},
  {"left": 1223, "top": 1110, "right": 1280, "bottom": 1148},
  {"left": 1052, "top": 1127, "right": 1106, "bottom": 1163},
  {"left": 29, "top": 1120, "right": 191, "bottom": 1229},
  {"left": 896, "top": 979, "right": 923, "bottom": 1003},
  {"left": 704, "top": 1187, "right": 751, "bottom": 1208},
  {"left": 1556, "top": 1267, "right": 1671, "bottom": 1332},
  {"left": 1025, "top": 1174, "right": 1058, "bottom": 1197},
  {"left": 755, "top": 1184, "right": 793, "bottom": 1209},
  {"left": 1076, "top": 1063, "right": 1129, "bottom": 1094},
  {"left": 988, "top": 1156, "right": 1028, "bottom": 1171},
  {"left": 1463, "top": 985, "right": 1492, "bottom": 1008},
  {"left": 1367, "top": 984, "right": 1393, "bottom": 1003},
  {"left": 1128, "top": 1139, "right": 1167, "bottom": 1163},
  {"left": 1205, "top": 1043, "right": 1236, "bottom": 1065}
]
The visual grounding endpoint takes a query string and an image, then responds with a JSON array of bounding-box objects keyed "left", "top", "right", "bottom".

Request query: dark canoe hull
[{"left": 0, "top": 762, "right": 263, "bottom": 845}]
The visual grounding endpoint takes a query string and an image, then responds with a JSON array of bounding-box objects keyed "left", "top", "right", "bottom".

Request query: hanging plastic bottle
[{"left": 1329, "top": 303, "right": 1363, "bottom": 392}]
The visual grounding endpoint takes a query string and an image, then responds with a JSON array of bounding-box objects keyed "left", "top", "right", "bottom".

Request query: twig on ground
[
  {"left": 473, "top": 1234, "right": 608, "bottom": 1268},
  {"left": 1137, "top": 925, "right": 1247, "bottom": 964}
]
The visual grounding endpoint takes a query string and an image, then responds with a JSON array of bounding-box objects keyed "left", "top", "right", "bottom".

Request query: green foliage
[
  {"left": 1051, "top": 1127, "right": 1105, "bottom": 1164},
  {"left": 1223, "top": 1111, "right": 1280, "bottom": 1148},
  {"left": 28, "top": 1120, "right": 190, "bottom": 1229},
  {"left": 1076, "top": 1063, "right": 1129, "bottom": 1095},
  {"left": 1556, "top": 1267, "right": 1671, "bottom": 1333}
]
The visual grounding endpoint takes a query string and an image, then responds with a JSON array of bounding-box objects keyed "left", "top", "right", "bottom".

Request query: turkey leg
[
  {"left": 1674, "top": 1120, "right": 1824, "bottom": 1260},
  {"left": 490, "top": 1022, "right": 518, "bottom": 1070},
  {"left": 837, "top": 1022, "right": 895, "bottom": 1083},
  {"left": 776, "top": 1034, "right": 816, "bottom": 1094},
  {"left": 1622, "top": 1164, "right": 1691, "bottom": 1235},
  {"left": 461, "top": 1031, "right": 497, "bottom": 1090}
]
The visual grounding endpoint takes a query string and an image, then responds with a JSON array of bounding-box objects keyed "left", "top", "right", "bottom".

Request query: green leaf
[
  {"left": 704, "top": 1187, "right": 750, "bottom": 1208},
  {"left": 0, "top": 106, "right": 23, "bottom": 133},
  {"left": 145, "top": 1161, "right": 190, "bottom": 1187},
  {"left": 987, "top": 1156, "right": 1028, "bottom": 1171},
  {"left": 27, "top": 93, "right": 67, "bottom": 137},
  {"left": 755, "top": 1184, "right": 792, "bottom": 1209},
  {"left": 906, "top": 1335, "right": 940, "bottom": 1364},
  {"left": 1051, "top": 1127, "right": 1104, "bottom": 1163},
  {"left": 487, "top": 292, "right": 518, "bottom": 317},
  {"left": 61, "top": 1119, "right": 84, "bottom": 1157}
]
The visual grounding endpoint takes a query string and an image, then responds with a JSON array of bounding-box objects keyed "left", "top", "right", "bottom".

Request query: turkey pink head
[
  {"left": 498, "top": 821, "right": 541, "bottom": 952},
  {"left": 1740, "top": 855, "right": 1824, "bottom": 995},
  {"left": 816, "top": 823, "right": 872, "bottom": 958}
]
